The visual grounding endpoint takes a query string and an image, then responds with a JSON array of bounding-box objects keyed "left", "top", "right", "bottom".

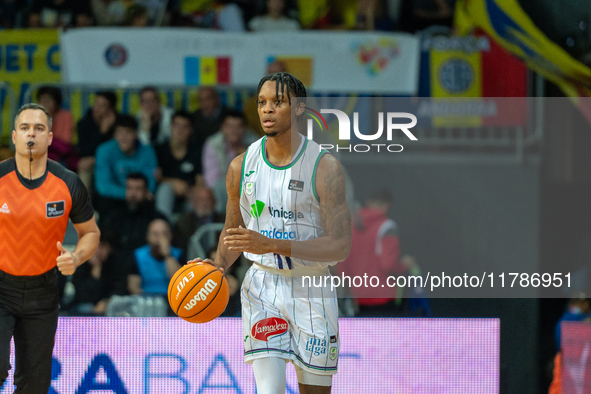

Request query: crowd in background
[
  {"left": 0, "top": 0, "right": 456, "bottom": 33},
  {"left": 42, "top": 82, "right": 251, "bottom": 317}
]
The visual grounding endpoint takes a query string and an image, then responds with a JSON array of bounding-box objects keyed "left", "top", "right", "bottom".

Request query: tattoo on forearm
[
  {"left": 225, "top": 165, "right": 237, "bottom": 226},
  {"left": 320, "top": 161, "right": 351, "bottom": 242}
]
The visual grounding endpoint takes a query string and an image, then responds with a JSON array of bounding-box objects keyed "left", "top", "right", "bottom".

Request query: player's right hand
[{"left": 187, "top": 258, "right": 224, "bottom": 274}]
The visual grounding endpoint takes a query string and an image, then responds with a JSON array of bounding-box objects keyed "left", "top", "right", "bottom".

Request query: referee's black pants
[{"left": 0, "top": 268, "right": 59, "bottom": 393}]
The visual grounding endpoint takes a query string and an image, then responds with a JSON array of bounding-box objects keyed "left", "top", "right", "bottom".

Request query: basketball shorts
[{"left": 241, "top": 264, "right": 340, "bottom": 376}]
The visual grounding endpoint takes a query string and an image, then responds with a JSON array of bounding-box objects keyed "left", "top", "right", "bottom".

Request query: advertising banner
[
  {"left": 60, "top": 29, "right": 420, "bottom": 95},
  {"left": 0, "top": 29, "right": 60, "bottom": 143},
  {"left": 1, "top": 317, "right": 499, "bottom": 393},
  {"left": 562, "top": 321, "right": 591, "bottom": 394}
]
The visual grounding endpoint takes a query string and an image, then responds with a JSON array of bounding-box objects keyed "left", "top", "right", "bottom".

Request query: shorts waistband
[
  {"left": 252, "top": 262, "right": 329, "bottom": 278},
  {"left": 0, "top": 268, "right": 57, "bottom": 289}
]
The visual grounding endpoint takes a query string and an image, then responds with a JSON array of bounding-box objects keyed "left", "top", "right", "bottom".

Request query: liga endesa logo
[
  {"left": 304, "top": 107, "right": 417, "bottom": 153},
  {"left": 251, "top": 318, "right": 289, "bottom": 341}
]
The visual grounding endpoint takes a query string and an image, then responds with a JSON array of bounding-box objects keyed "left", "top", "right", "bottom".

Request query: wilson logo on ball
[
  {"left": 251, "top": 318, "right": 288, "bottom": 341},
  {"left": 175, "top": 271, "right": 195, "bottom": 299},
  {"left": 183, "top": 279, "right": 218, "bottom": 311}
]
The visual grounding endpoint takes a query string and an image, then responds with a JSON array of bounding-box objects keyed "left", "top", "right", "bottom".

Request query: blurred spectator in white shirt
[
  {"left": 135, "top": 86, "right": 174, "bottom": 146},
  {"left": 29, "top": 0, "right": 91, "bottom": 28},
  {"left": 249, "top": 0, "right": 299, "bottom": 31},
  {"left": 180, "top": 0, "right": 245, "bottom": 30},
  {"left": 91, "top": 0, "right": 127, "bottom": 26}
]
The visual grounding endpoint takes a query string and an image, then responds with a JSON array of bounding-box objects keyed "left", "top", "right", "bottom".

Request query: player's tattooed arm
[
  {"left": 271, "top": 154, "right": 352, "bottom": 262},
  {"left": 314, "top": 154, "right": 352, "bottom": 261},
  {"left": 319, "top": 155, "right": 351, "bottom": 242},
  {"left": 213, "top": 153, "right": 246, "bottom": 271}
]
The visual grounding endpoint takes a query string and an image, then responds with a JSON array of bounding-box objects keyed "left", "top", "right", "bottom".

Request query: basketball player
[
  {"left": 0, "top": 104, "right": 100, "bottom": 392},
  {"left": 192, "top": 73, "right": 351, "bottom": 394}
]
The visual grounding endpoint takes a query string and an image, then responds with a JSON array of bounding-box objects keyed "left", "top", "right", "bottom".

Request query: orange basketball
[{"left": 168, "top": 263, "right": 229, "bottom": 323}]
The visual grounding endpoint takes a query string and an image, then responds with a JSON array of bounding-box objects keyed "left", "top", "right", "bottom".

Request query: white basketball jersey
[{"left": 239, "top": 135, "right": 334, "bottom": 271}]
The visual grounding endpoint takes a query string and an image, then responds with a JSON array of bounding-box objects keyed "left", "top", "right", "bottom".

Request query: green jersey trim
[
  {"left": 311, "top": 150, "right": 328, "bottom": 202},
  {"left": 261, "top": 136, "right": 308, "bottom": 170},
  {"left": 239, "top": 146, "right": 249, "bottom": 196}
]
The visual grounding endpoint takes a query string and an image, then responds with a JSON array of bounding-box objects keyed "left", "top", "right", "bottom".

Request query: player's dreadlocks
[{"left": 256, "top": 72, "right": 307, "bottom": 108}]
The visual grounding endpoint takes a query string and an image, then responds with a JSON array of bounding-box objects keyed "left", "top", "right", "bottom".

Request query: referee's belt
[{"left": 252, "top": 262, "right": 330, "bottom": 278}]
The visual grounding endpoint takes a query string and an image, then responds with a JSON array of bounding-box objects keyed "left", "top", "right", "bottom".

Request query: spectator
[
  {"left": 135, "top": 86, "right": 174, "bottom": 146},
  {"left": 154, "top": 111, "right": 202, "bottom": 221},
  {"left": 399, "top": 0, "right": 454, "bottom": 33},
  {"left": 169, "top": 9, "right": 195, "bottom": 26},
  {"left": 94, "top": 115, "right": 158, "bottom": 211},
  {"left": 354, "top": 0, "right": 395, "bottom": 31},
  {"left": 337, "top": 189, "right": 409, "bottom": 317},
  {"left": 74, "top": 10, "right": 95, "bottom": 27},
  {"left": 554, "top": 294, "right": 591, "bottom": 351},
  {"left": 91, "top": 0, "right": 127, "bottom": 26},
  {"left": 124, "top": 3, "right": 149, "bottom": 26},
  {"left": 296, "top": 0, "right": 329, "bottom": 29},
  {"left": 248, "top": 0, "right": 300, "bottom": 31},
  {"left": 0, "top": 0, "right": 25, "bottom": 28},
  {"left": 180, "top": 0, "right": 245, "bottom": 30},
  {"left": 28, "top": 0, "right": 91, "bottom": 28},
  {"left": 191, "top": 86, "right": 230, "bottom": 147},
  {"left": 127, "top": 218, "right": 183, "bottom": 296},
  {"left": 173, "top": 186, "right": 224, "bottom": 257},
  {"left": 202, "top": 110, "right": 257, "bottom": 212},
  {"left": 297, "top": 0, "right": 359, "bottom": 29},
  {"left": 77, "top": 91, "right": 119, "bottom": 193},
  {"left": 549, "top": 294, "right": 591, "bottom": 394},
  {"left": 36, "top": 86, "right": 78, "bottom": 171},
  {"left": 69, "top": 231, "right": 127, "bottom": 316},
  {"left": 140, "top": 0, "right": 169, "bottom": 24},
  {"left": 100, "top": 173, "right": 166, "bottom": 258}
]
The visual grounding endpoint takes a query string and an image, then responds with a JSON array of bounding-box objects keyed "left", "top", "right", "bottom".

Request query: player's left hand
[
  {"left": 56, "top": 241, "right": 79, "bottom": 276},
  {"left": 224, "top": 226, "right": 273, "bottom": 255}
]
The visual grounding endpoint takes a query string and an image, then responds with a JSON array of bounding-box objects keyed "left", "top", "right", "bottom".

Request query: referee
[{"left": 0, "top": 104, "right": 100, "bottom": 392}]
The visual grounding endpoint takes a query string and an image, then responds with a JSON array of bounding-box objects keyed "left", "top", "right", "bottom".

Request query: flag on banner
[
  {"left": 419, "top": 35, "right": 526, "bottom": 98},
  {"left": 418, "top": 35, "right": 526, "bottom": 126},
  {"left": 184, "top": 57, "right": 231, "bottom": 85}
]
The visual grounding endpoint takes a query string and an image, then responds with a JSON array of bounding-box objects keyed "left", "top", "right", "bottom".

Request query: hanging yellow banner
[{"left": 0, "top": 29, "right": 60, "bottom": 144}]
